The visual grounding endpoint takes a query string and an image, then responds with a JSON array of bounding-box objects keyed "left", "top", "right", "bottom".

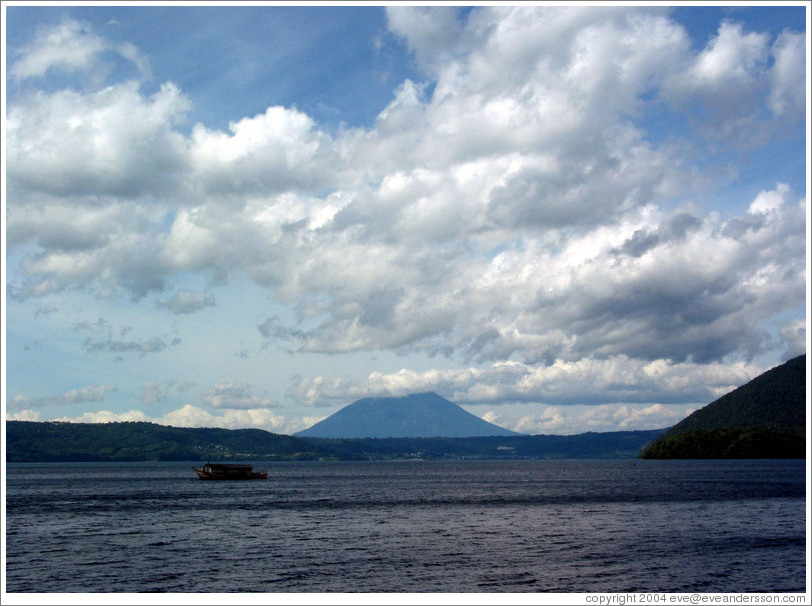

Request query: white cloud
[
  {"left": 82, "top": 334, "right": 181, "bottom": 357},
  {"left": 768, "top": 31, "right": 806, "bottom": 117},
  {"left": 157, "top": 289, "right": 216, "bottom": 315},
  {"left": 262, "top": 184, "right": 804, "bottom": 366},
  {"left": 9, "top": 19, "right": 106, "bottom": 79},
  {"left": 778, "top": 318, "right": 807, "bottom": 360},
  {"left": 8, "top": 15, "right": 804, "bottom": 361},
  {"left": 200, "top": 379, "right": 277, "bottom": 410},
  {"left": 63, "top": 385, "right": 116, "bottom": 403},
  {"left": 501, "top": 402, "right": 695, "bottom": 435},
  {"left": 7, "top": 200, "right": 135, "bottom": 251},
  {"left": 690, "top": 21, "right": 768, "bottom": 87},
  {"left": 64, "top": 404, "right": 295, "bottom": 434},
  {"left": 139, "top": 382, "right": 170, "bottom": 405},
  {"left": 287, "top": 356, "right": 766, "bottom": 409},
  {"left": 663, "top": 20, "right": 805, "bottom": 143},
  {"left": 748, "top": 183, "right": 791, "bottom": 215},
  {"left": 188, "top": 106, "right": 336, "bottom": 195},
  {"left": 4, "top": 9, "right": 806, "bottom": 433},
  {"left": 6, "top": 82, "right": 190, "bottom": 199},
  {"left": 6, "top": 381, "right": 298, "bottom": 433},
  {"left": 385, "top": 6, "right": 467, "bottom": 73},
  {"left": 9, "top": 18, "right": 151, "bottom": 85},
  {"left": 6, "top": 410, "right": 42, "bottom": 422},
  {"left": 8, "top": 385, "right": 117, "bottom": 410},
  {"left": 52, "top": 409, "right": 151, "bottom": 424}
]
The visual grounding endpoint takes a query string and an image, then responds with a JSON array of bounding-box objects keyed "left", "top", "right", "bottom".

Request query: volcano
[{"left": 294, "top": 392, "right": 521, "bottom": 439}]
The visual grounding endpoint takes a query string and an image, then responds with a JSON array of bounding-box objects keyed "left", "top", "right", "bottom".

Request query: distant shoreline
[{"left": 5, "top": 421, "right": 666, "bottom": 462}]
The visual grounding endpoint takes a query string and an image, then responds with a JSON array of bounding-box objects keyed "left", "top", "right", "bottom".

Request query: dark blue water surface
[{"left": 4, "top": 459, "right": 806, "bottom": 593}]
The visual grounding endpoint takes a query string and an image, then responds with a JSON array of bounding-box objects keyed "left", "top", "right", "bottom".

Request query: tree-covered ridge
[
  {"left": 5, "top": 421, "right": 663, "bottom": 462},
  {"left": 640, "top": 355, "right": 806, "bottom": 459},
  {"left": 660, "top": 354, "right": 806, "bottom": 440},
  {"left": 640, "top": 428, "right": 805, "bottom": 459},
  {"left": 4, "top": 421, "right": 328, "bottom": 462}
]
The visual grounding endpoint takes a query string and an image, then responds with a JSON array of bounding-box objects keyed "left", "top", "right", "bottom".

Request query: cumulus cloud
[
  {"left": 475, "top": 401, "right": 697, "bottom": 435},
  {"left": 6, "top": 82, "right": 190, "bottom": 199},
  {"left": 70, "top": 318, "right": 182, "bottom": 357},
  {"left": 507, "top": 402, "right": 695, "bottom": 435},
  {"left": 287, "top": 356, "right": 766, "bottom": 408},
  {"left": 8, "top": 18, "right": 152, "bottom": 95},
  {"left": 385, "top": 6, "right": 468, "bottom": 73},
  {"left": 7, "top": 383, "right": 294, "bottom": 432},
  {"left": 778, "top": 318, "right": 807, "bottom": 360},
  {"left": 259, "top": 184, "right": 804, "bottom": 366},
  {"left": 157, "top": 289, "right": 216, "bottom": 314},
  {"left": 6, "top": 410, "right": 43, "bottom": 422},
  {"left": 82, "top": 335, "right": 180, "bottom": 356},
  {"left": 188, "top": 106, "right": 336, "bottom": 196},
  {"left": 28, "top": 404, "right": 301, "bottom": 434},
  {"left": 51, "top": 409, "right": 151, "bottom": 424},
  {"left": 8, "top": 385, "right": 116, "bottom": 410},
  {"left": 158, "top": 404, "right": 290, "bottom": 431},
  {"left": 663, "top": 20, "right": 805, "bottom": 144},
  {"left": 5, "top": 8, "right": 806, "bottom": 421},
  {"left": 768, "top": 30, "right": 806, "bottom": 117},
  {"left": 7, "top": 381, "right": 299, "bottom": 431},
  {"left": 139, "top": 382, "right": 171, "bottom": 405},
  {"left": 10, "top": 19, "right": 107, "bottom": 79},
  {"left": 200, "top": 379, "right": 278, "bottom": 410}
]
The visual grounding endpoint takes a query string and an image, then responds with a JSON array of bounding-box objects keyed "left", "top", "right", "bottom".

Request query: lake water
[{"left": 4, "top": 459, "right": 806, "bottom": 593}]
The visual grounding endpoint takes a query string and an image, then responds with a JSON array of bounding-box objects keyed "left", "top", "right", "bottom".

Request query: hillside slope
[
  {"left": 641, "top": 354, "right": 806, "bottom": 459},
  {"left": 660, "top": 354, "right": 806, "bottom": 440},
  {"left": 4, "top": 421, "right": 326, "bottom": 462}
]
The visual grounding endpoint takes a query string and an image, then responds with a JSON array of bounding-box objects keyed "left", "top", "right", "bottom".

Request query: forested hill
[
  {"left": 659, "top": 354, "right": 806, "bottom": 440},
  {"left": 5, "top": 421, "right": 663, "bottom": 462},
  {"left": 5, "top": 421, "right": 317, "bottom": 463},
  {"left": 641, "top": 354, "right": 806, "bottom": 459}
]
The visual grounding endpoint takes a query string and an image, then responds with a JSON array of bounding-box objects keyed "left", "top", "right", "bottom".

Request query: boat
[{"left": 193, "top": 462, "right": 268, "bottom": 480}]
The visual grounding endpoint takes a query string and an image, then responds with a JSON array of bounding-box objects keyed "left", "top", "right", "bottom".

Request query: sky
[{"left": 3, "top": 3, "right": 809, "bottom": 437}]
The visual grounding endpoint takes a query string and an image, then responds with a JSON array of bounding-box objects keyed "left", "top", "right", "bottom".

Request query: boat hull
[{"left": 193, "top": 464, "right": 268, "bottom": 480}]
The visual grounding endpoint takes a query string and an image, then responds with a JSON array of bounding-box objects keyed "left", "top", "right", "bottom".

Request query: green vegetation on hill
[
  {"left": 5, "top": 421, "right": 663, "bottom": 462},
  {"left": 641, "top": 355, "right": 806, "bottom": 459},
  {"left": 640, "top": 428, "right": 805, "bottom": 459},
  {"left": 5, "top": 421, "right": 328, "bottom": 462}
]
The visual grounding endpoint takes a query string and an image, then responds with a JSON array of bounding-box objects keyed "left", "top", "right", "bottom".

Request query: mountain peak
[{"left": 294, "top": 392, "right": 521, "bottom": 439}]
